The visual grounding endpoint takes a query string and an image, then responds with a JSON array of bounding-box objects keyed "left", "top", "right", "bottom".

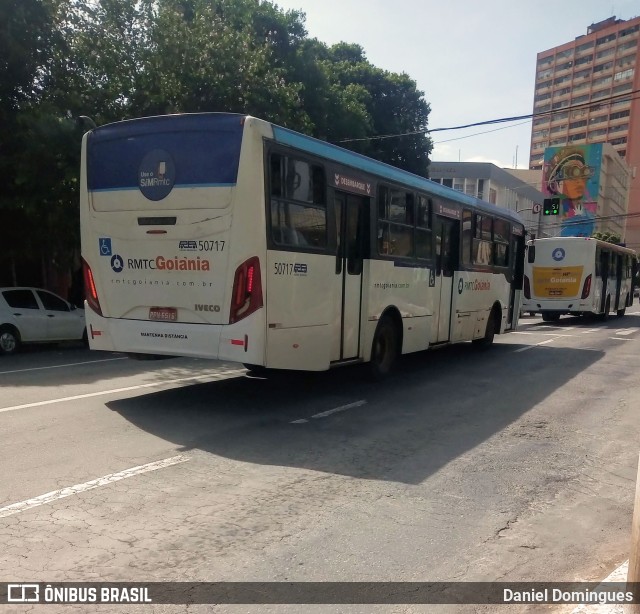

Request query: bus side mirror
[{"left": 527, "top": 246, "right": 535, "bottom": 263}]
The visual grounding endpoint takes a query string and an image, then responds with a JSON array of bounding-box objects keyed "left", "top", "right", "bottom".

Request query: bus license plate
[{"left": 149, "top": 307, "right": 178, "bottom": 322}]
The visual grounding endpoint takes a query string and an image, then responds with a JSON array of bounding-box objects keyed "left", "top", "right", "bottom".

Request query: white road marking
[
  {"left": 514, "top": 338, "right": 556, "bottom": 353},
  {"left": 291, "top": 400, "right": 367, "bottom": 424},
  {"left": 511, "top": 331, "right": 534, "bottom": 335},
  {"left": 571, "top": 560, "right": 628, "bottom": 613},
  {"left": 536, "top": 333, "right": 575, "bottom": 337},
  {"left": 580, "top": 329, "right": 600, "bottom": 333},
  {"left": 0, "top": 356, "right": 127, "bottom": 376},
  {"left": 0, "top": 455, "right": 189, "bottom": 519},
  {"left": 610, "top": 337, "right": 634, "bottom": 341},
  {"left": 614, "top": 328, "right": 638, "bottom": 336},
  {"left": 0, "top": 369, "right": 246, "bottom": 414}
]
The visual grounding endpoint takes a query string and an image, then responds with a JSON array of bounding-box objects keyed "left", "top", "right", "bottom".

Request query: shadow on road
[{"left": 107, "top": 341, "right": 604, "bottom": 485}]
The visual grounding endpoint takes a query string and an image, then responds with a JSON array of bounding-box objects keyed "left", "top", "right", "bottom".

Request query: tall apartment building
[{"left": 528, "top": 15, "right": 640, "bottom": 249}]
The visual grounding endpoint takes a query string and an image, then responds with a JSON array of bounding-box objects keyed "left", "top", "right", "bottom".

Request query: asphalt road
[{"left": 2, "top": 311, "right": 640, "bottom": 614}]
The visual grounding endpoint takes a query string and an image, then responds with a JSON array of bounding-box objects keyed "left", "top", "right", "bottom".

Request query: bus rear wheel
[
  {"left": 617, "top": 305, "right": 626, "bottom": 317},
  {"left": 600, "top": 296, "right": 611, "bottom": 322},
  {"left": 472, "top": 309, "right": 497, "bottom": 349},
  {"left": 243, "top": 364, "right": 270, "bottom": 377},
  {"left": 370, "top": 316, "right": 399, "bottom": 379}
]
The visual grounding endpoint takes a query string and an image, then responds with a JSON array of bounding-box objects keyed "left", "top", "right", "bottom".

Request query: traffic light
[{"left": 543, "top": 198, "right": 560, "bottom": 216}]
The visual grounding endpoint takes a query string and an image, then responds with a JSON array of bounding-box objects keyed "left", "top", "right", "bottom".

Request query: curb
[{"left": 571, "top": 560, "right": 628, "bottom": 614}]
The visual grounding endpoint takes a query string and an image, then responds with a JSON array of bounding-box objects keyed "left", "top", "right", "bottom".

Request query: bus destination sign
[{"left": 333, "top": 173, "right": 372, "bottom": 196}]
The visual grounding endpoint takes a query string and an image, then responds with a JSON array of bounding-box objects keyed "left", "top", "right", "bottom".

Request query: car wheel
[{"left": 0, "top": 326, "right": 20, "bottom": 355}]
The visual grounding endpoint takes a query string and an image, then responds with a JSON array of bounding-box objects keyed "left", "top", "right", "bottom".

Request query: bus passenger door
[
  {"left": 332, "top": 192, "right": 364, "bottom": 361},
  {"left": 435, "top": 217, "right": 459, "bottom": 343}
]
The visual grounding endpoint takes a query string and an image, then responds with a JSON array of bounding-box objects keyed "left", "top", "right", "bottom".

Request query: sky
[{"left": 269, "top": 0, "right": 639, "bottom": 169}]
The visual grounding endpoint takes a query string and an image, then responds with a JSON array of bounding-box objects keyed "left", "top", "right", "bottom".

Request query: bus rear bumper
[
  {"left": 522, "top": 299, "right": 592, "bottom": 314},
  {"left": 85, "top": 308, "right": 265, "bottom": 363}
]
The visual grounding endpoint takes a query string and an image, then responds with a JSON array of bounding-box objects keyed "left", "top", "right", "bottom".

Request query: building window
[
  {"left": 576, "top": 41, "right": 594, "bottom": 52},
  {"left": 612, "top": 82, "right": 632, "bottom": 94},
  {"left": 595, "top": 33, "right": 616, "bottom": 45},
  {"left": 614, "top": 68, "right": 634, "bottom": 81}
]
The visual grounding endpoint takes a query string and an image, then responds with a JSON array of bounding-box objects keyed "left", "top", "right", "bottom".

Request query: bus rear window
[{"left": 87, "top": 114, "right": 244, "bottom": 193}]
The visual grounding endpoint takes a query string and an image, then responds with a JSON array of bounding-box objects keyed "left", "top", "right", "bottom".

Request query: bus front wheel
[{"left": 370, "top": 316, "right": 400, "bottom": 379}]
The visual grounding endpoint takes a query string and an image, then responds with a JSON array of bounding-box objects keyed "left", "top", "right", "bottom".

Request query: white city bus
[
  {"left": 80, "top": 113, "right": 526, "bottom": 375},
  {"left": 522, "top": 237, "right": 637, "bottom": 322}
]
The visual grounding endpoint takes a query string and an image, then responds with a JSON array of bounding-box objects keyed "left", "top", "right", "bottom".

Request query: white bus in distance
[
  {"left": 80, "top": 113, "right": 526, "bottom": 376},
  {"left": 522, "top": 237, "right": 638, "bottom": 322}
]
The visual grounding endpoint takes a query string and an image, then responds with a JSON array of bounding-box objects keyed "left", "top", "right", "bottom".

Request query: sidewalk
[{"left": 570, "top": 560, "right": 628, "bottom": 614}]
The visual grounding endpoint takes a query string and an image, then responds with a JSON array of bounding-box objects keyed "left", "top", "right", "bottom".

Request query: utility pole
[{"left": 626, "top": 452, "right": 640, "bottom": 612}]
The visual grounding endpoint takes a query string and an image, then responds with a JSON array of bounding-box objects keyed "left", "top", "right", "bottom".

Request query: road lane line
[
  {"left": 291, "top": 400, "right": 367, "bottom": 424},
  {"left": 0, "top": 369, "right": 246, "bottom": 414},
  {"left": 0, "top": 357, "right": 128, "bottom": 375},
  {"left": 0, "top": 456, "right": 189, "bottom": 519},
  {"left": 312, "top": 400, "right": 367, "bottom": 419},
  {"left": 514, "top": 338, "right": 556, "bottom": 353},
  {"left": 615, "top": 328, "right": 638, "bottom": 336},
  {"left": 610, "top": 337, "right": 634, "bottom": 341}
]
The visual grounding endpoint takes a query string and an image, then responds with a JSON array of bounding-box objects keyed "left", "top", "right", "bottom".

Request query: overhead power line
[{"left": 334, "top": 88, "right": 640, "bottom": 144}]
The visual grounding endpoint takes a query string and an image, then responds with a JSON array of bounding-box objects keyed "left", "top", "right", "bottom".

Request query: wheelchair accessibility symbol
[{"left": 99, "top": 238, "right": 112, "bottom": 256}]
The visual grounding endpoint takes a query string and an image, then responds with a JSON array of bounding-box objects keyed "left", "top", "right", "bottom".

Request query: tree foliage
[
  {"left": 591, "top": 231, "right": 622, "bottom": 245},
  {"left": 0, "top": 0, "right": 433, "bottom": 289}
]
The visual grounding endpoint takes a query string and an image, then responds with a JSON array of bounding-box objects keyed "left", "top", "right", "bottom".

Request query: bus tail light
[
  {"left": 581, "top": 274, "right": 592, "bottom": 299},
  {"left": 524, "top": 275, "right": 531, "bottom": 299},
  {"left": 230, "top": 257, "right": 263, "bottom": 324},
  {"left": 82, "top": 258, "right": 103, "bottom": 316}
]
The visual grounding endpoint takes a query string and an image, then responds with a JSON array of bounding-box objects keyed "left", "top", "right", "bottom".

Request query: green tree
[
  {"left": 322, "top": 43, "right": 432, "bottom": 176},
  {"left": 591, "top": 231, "right": 622, "bottom": 244}
]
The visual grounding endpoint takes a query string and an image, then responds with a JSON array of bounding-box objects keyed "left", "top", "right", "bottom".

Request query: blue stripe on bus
[
  {"left": 272, "top": 126, "right": 522, "bottom": 223},
  {"left": 90, "top": 183, "right": 236, "bottom": 193}
]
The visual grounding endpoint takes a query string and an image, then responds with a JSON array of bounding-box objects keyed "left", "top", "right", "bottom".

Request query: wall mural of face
[{"left": 546, "top": 147, "right": 594, "bottom": 200}]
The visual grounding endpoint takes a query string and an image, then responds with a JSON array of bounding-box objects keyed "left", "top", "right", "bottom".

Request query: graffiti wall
[{"left": 542, "top": 144, "right": 601, "bottom": 237}]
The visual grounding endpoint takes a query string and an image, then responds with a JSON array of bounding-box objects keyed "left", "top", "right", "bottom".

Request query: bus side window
[
  {"left": 377, "top": 185, "right": 413, "bottom": 257},
  {"left": 270, "top": 154, "right": 284, "bottom": 196},
  {"left": 461, "top": 209, "right": 472, "bottom": 265},
  {"left": 415, "top": 195, "right": 433, "bottom": 260},
  {"left": 493, "top": 218, "right": 509, "bottom": 267},
  {"left": 473, "top": 214, "right": 493, "bottom": 266},
  {"left": 269, "top": 153, "right": 327, "bottom": 249}
]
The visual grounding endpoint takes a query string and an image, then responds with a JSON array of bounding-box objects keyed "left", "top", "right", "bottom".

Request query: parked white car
[{"left": 0, "top": 287, "right": 87, "bottom": 355}]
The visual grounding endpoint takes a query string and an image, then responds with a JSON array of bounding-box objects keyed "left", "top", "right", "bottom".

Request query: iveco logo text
[
  {"left": 195, "top": 304, "right": 220, "bottom": 312},
  {"left": 110, "top": 256, "right": 211, "bottom": 273}
]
